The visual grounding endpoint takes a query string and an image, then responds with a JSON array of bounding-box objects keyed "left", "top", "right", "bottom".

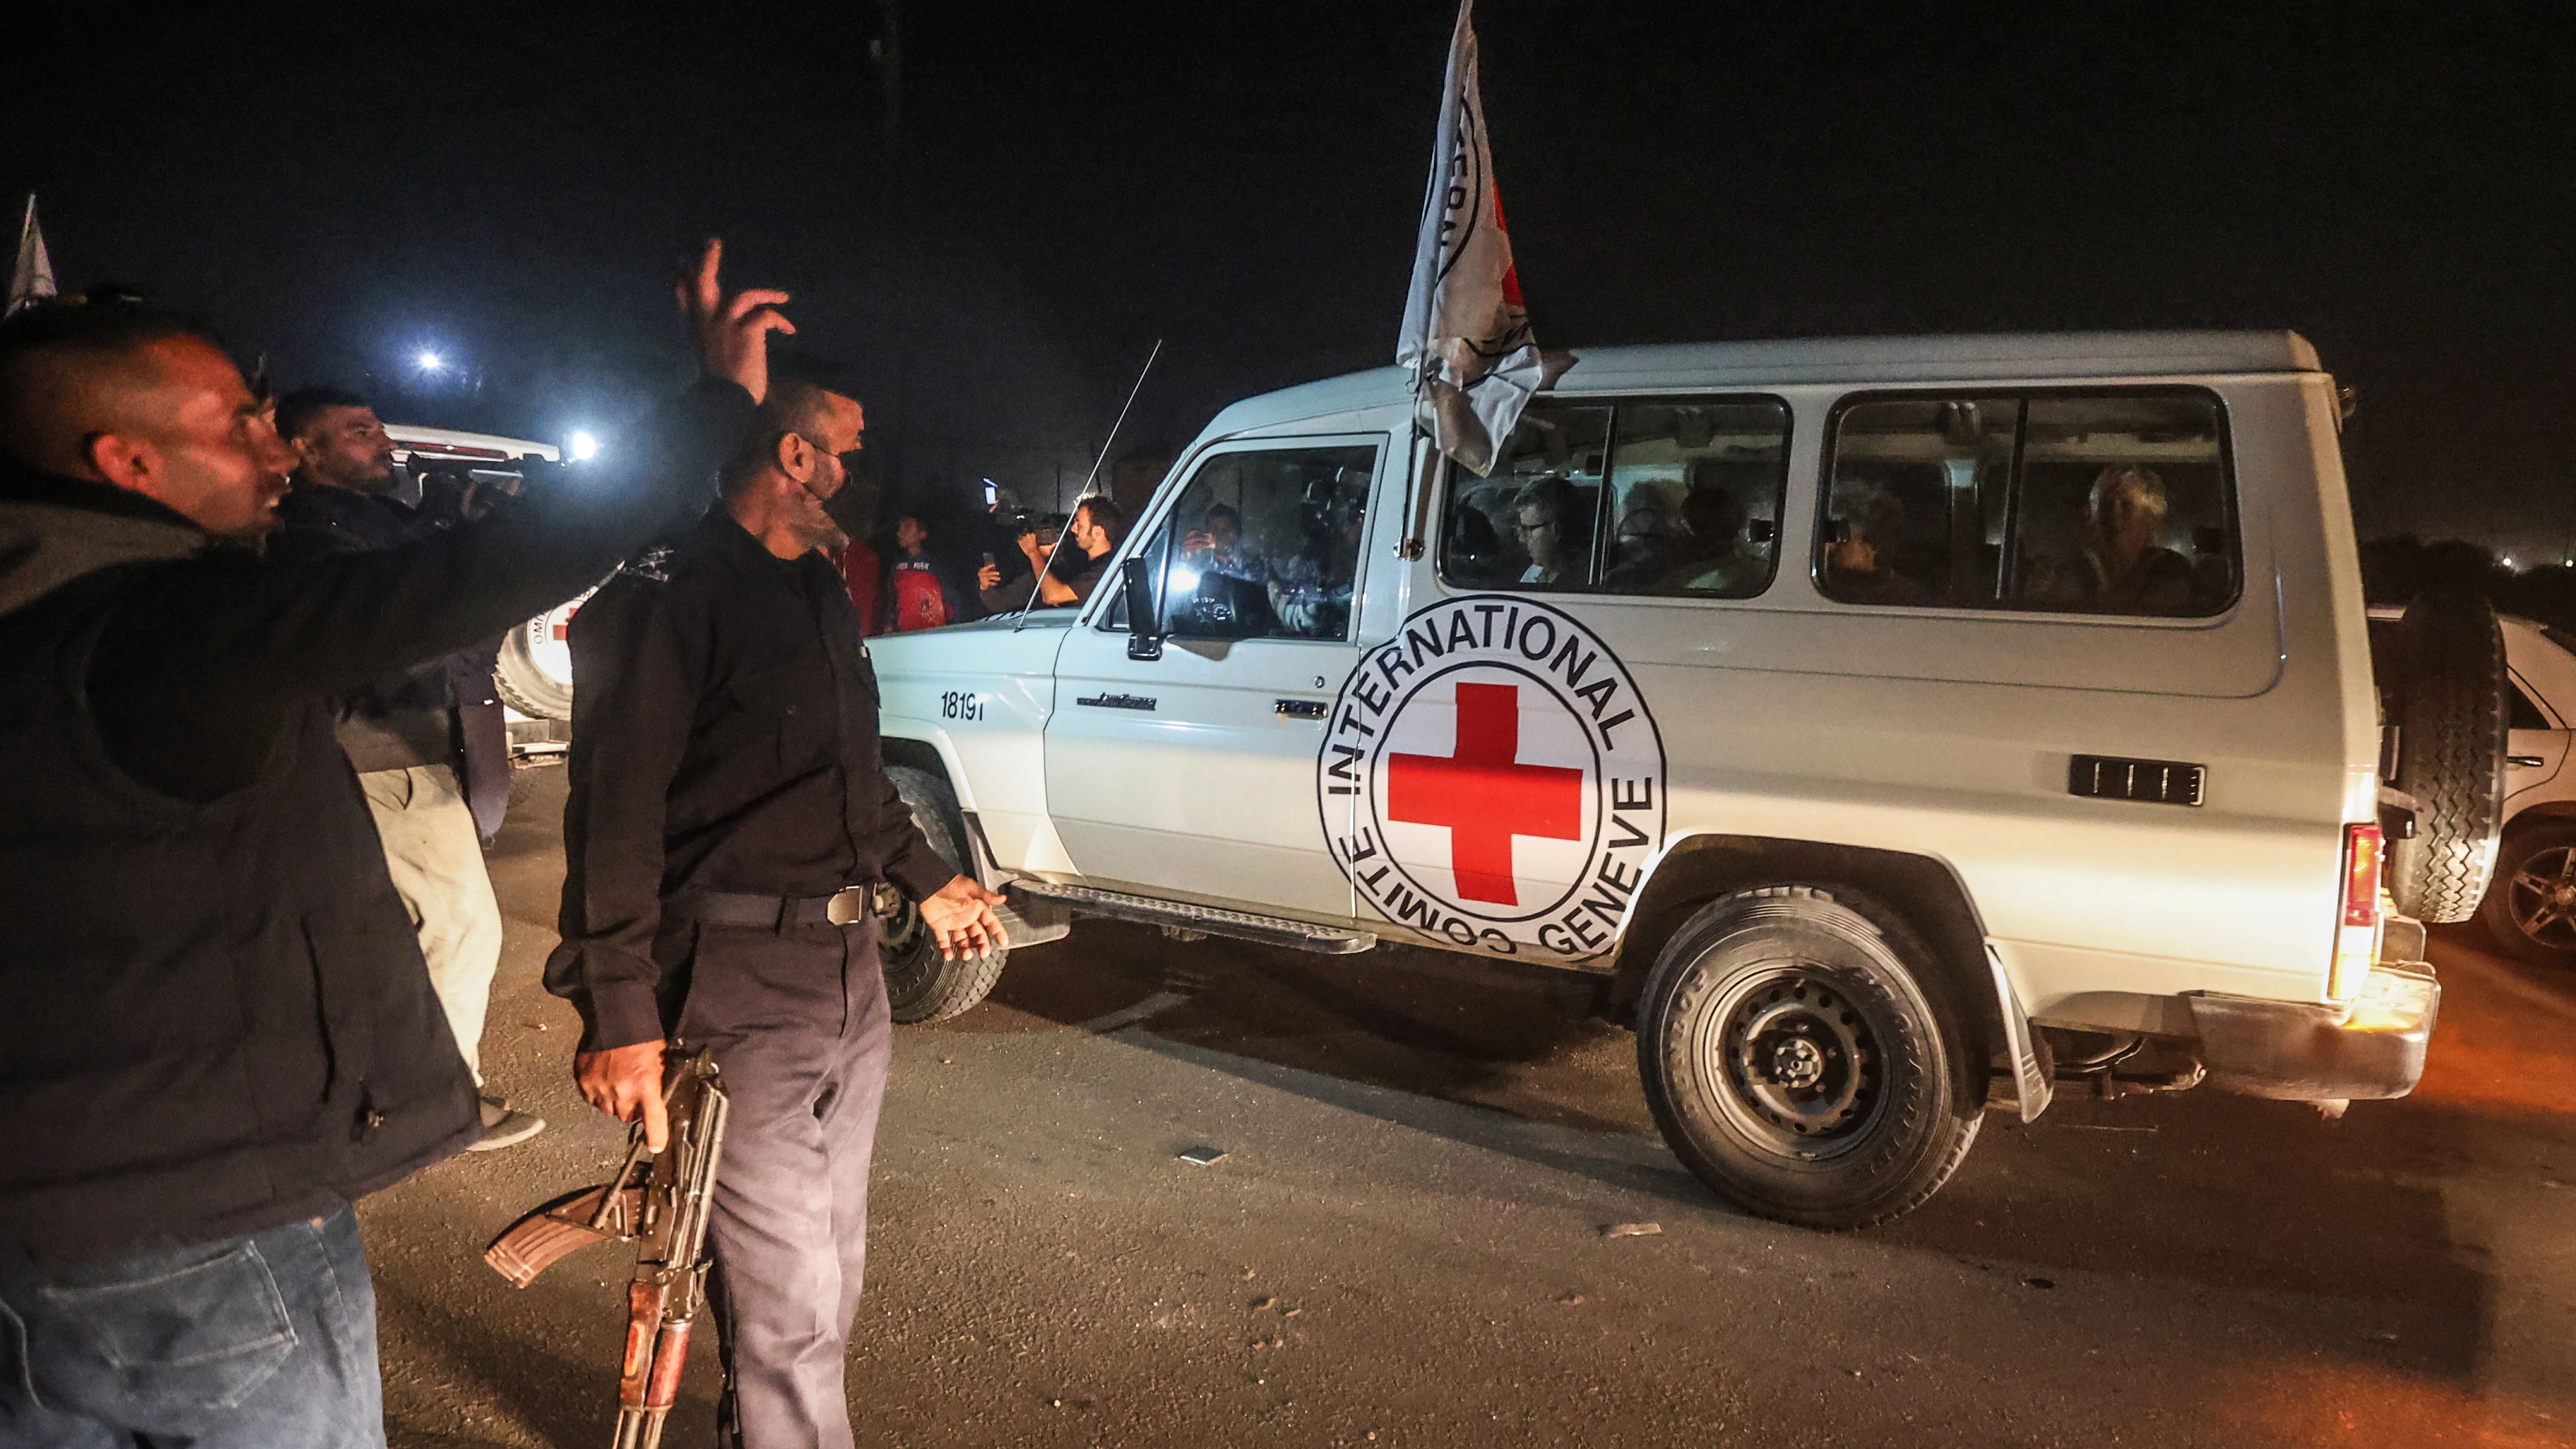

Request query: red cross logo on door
[{"left": 1385, "top": 682, "right": 1585, "bottom": 905}]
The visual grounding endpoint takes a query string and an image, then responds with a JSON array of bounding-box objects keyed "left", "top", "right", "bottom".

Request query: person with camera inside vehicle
[
  {"left": 0, "top": 243, "right": 771, "bottom": 1448},
  {"left": 268, "top": 386, "right": 541, "bottom": 1152}
]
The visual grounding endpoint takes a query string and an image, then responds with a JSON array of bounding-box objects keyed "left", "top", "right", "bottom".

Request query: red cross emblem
[{"left": 1386, "top": 682, "right": 1584, "bottom": 905}]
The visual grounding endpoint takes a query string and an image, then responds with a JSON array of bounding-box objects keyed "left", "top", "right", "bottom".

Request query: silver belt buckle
[{"left": 823, "top": 886, "right": 872, "bottom": 927}]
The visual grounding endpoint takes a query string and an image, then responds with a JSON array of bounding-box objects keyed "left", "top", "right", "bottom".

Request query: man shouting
[{"left": 546, "top": 248, "right": 1007, "bottom": 1449}]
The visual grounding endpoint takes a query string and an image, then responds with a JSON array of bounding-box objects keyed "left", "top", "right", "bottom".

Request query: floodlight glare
[
  {"left": 569, "top": 430, "right": 600, "bottom": 462},
  {"left": 415, "top": 350, "right": 445, "bottom": 372}
]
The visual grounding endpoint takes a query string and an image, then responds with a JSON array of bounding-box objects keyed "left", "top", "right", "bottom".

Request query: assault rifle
[{"left": 484, "top": 1048, "right": 730, "bottom": 1449}]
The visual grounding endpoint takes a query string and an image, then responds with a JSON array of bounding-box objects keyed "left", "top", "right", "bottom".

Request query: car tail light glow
[{"left": 2332, "top": 822, "right": 2384, "bottom": 1001}]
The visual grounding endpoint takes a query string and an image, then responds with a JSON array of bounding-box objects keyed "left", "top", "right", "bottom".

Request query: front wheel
[
  {"left": 1637, "top": 885, "right": 1980, "bottom": 1230},
  {"left": 881, "top": 765, "right": 1009, "bottom": 1023}
]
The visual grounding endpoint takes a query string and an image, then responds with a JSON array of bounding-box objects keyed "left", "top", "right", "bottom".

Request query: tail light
[{"left": 2332, "top": 822, "right": 2384, "bottom": 1001}]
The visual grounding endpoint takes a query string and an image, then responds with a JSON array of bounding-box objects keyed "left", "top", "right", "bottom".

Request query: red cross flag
[{"left": 1396, "top": 0, "right": 1570, "bottom": 476}]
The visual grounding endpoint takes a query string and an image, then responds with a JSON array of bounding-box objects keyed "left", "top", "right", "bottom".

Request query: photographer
[{"left": 268, "top": 387, "right": 541, "bottom": 1152}]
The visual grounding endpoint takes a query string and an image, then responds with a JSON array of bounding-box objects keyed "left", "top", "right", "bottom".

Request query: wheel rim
[
  {"left": 2506, "top": 846, "right": 2576, "bottom": 950},
  {"left": 1692, "top": 961, "right": 1888, "bottom": 1162}
]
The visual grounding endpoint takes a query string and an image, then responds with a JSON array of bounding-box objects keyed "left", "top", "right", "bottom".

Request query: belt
[{"left": 671, "top": 885, "right": 879, "bottom": 930}]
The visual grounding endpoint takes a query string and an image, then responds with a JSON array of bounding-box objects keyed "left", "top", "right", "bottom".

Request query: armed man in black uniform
[{"left": 545, "top": 255, "right": 1007, "bottom": 1449}]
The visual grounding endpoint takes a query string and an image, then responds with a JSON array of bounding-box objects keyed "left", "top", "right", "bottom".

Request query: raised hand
[{"left": 677, "top": 239, "right": 795, "bottom": 404}]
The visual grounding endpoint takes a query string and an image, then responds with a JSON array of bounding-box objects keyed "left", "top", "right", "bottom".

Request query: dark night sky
[{"left": 4, "top": 3, "right": 2569, "bottom": 548}]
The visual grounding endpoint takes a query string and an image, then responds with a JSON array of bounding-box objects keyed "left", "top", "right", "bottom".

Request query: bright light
[
  {"left": 415, "top": 350, "right": 445, "bottom": 372},
  {"left": 2503, "top": 555, "right": 2516, "bottom": 569},
  {"left": 1165, "top": 565, "right": 1200, "bottom": 593},
  {"left": 568, "top": 430, "right": 600, "bottom": 462}
]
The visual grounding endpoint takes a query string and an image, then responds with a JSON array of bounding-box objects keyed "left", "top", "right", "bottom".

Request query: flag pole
[{"left": 1394, "top": 0, "right": 1474, "bottom": 561}]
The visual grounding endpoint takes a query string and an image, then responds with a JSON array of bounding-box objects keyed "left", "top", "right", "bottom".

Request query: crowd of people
[
  {"left": 0, "top": 242, "right": 1006, "bottom": 1449},
  {"left": 835, "top": 489, "right": 1131, "bottom": 636}
]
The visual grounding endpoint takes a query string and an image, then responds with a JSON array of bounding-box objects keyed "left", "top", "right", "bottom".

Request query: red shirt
[{"left": 834, "top": 540, "right": 884, "bottom": 635}]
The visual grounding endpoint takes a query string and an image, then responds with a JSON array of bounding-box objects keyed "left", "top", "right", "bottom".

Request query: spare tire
[
  {"left": 494, "top": 589, "right": 591, "bottom": 721},
  {"left": 2384, "top": 591, "right": 2509, "bottom": 923}
]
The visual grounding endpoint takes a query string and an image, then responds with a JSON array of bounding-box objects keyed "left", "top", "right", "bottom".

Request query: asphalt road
[{"left": 364, "top": 768, "right": 2576, "bottom": 1448}]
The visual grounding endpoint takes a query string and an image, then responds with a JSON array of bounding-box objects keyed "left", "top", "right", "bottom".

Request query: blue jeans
[{"left": 0, "top": 1204, "right": 384, "bottom": 1449}]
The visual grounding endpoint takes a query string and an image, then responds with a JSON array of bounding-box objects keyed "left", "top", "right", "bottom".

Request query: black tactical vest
[{"left": 0, "top": 560, "right": 478, "bottom": 1272}]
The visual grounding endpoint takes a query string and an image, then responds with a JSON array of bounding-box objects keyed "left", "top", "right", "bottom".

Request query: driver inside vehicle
[
  {"left": 1268, "top": 473, "right": 1369, "bottom": 638},
  {"left": 1174, "top": 501, "right": 1274, "bottom": 634}
]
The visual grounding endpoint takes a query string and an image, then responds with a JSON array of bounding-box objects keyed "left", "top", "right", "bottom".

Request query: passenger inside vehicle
[
  {"left": 1656, "top": 483, "right": 1751, "bottom": 593},
  {"left": 1606, "top": 490, "right": 1688, "bottom": 585},
  {"left": 1269, "top": 471, "right": 1370, "bottom": 637},
  {"left": 1173, "top": 501, "right": 1275, "bottom": 635},
  {"left": 1514, "top": 474, "right": 1595, "bottom": 587},
  {"left": 1822, "top": 480, "right": 1930, "bottom": 605},
  {"left": 2020, "top": 466, "right": 2196, "bottom": 615}
]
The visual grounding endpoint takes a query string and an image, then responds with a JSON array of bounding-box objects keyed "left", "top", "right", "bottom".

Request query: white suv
[{"left": 868, "top": 334, "right": 2478, "bottom": 1227}]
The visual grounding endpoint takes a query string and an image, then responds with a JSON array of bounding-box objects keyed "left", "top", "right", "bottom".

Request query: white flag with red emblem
[
  {"left": 9, "top": 195, "right": 57, "bottom": 317},
  {"left": 1396, "top": 0, "right": 1568, "bottom": 477}
]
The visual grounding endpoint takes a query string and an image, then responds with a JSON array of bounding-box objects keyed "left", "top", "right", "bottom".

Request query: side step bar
[{"left": 1006, "top": 880, "right": 1378, "bottom": 956}]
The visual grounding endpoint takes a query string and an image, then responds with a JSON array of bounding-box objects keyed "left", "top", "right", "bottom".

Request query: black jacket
[
  {"left": 545, "top": 510, "right": 953, "bottom": 1052},
  {"left": 0, "top": 379, "right": 754, "bottom": 1271},
  {"left": 269, "top": 482, "right": 474, "bottom": 772}
]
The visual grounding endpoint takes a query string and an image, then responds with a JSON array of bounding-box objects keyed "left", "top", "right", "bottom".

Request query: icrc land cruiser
[{"left": 854, "top": 332, "right": 2491, "bottom": 1230}]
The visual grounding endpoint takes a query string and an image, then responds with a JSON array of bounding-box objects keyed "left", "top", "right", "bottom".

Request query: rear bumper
[{"left": 2185, "top": 963, "right": 2441, "bottom": 1102}]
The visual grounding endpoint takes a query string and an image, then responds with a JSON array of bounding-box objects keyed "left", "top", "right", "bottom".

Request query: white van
[{"left": 864, "top": 332, "right": 2483, "bottom": 1227}]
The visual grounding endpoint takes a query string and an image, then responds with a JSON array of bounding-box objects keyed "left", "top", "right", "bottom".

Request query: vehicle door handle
[
  {"left": 2509, "top": 754, "right": 2547, "bottom": 768},
  {"left": 1275, "top": 699, "right": 1327, "bottom": 720}
]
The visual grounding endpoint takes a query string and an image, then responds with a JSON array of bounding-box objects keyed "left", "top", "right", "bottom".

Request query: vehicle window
[
  {"left": 1440, "top": 403, "right": 1611, "bottom": 591},
  {"left": 1821, "top": 390, "right": 2236, "bottom": 617},
  {"left": 1601, "top": 400, "right": 1792, "bottom": 598},
  {"left": 1132, "top": 444, "right": 1379, "bottom": 642},
  {"left": 1439, "top": 397, "right": 1790, "bottom": 596}
]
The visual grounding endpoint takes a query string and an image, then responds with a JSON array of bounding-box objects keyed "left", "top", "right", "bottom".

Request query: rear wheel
[
  {"left": 881, "top": 765, "right": 1009, "bottom": 1023},
  {"left": 1637, "top": 885, "right": 1980, "bottom": 1230},
  {"left": 2478, "top": 822, "right": 2576, "bottom": 967}
]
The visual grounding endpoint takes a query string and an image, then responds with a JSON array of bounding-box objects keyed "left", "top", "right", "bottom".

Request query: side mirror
[{"left": 1122, "top": 557, "right": 1162, "bottom": 660}]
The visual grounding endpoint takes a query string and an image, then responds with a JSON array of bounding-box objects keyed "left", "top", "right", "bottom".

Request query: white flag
[
  {"left": 9, "top": 196, "right": 57, "bottom": 316},
  {"left": 9, "top": 197, "right": 56, "bottom": 316},
  {"left": 1397, "top": 0, "right": 1567, "bottom": 476}
]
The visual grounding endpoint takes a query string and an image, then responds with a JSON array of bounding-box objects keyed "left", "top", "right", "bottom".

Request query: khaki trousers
[{"left": 358, "top": 764, "right": 504, "bottom": 1084}]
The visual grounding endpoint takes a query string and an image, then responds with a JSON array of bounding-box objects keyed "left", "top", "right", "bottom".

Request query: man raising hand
[{"left": 548, "top": 242, "right": 1006, "bottom": 1449}]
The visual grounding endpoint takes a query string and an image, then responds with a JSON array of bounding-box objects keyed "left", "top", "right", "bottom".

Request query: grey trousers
[
  {"left": 358, "top": 764, "right": 502, "bottom": 1084},
  {"left": 666, "top": 917, "right": 890, "bottom": 1449}
]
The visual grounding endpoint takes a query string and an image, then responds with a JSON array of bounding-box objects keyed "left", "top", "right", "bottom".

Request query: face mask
[{"left": 821, "top": 448, "right": 879, "bottom": 538}]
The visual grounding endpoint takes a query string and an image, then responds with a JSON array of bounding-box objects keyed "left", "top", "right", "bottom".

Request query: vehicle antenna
[{"left": 1015, "top": 338, "right": 1163, "bottom": 630}]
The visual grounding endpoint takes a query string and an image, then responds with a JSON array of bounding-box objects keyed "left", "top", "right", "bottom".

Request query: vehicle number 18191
[{"left": 939, "top": 690, "right": 986, "bottom": 722}]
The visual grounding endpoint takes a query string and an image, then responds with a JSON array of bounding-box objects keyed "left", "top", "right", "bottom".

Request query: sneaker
[{"left": 469, "top": 1095, "right": 546, "bottom": 1152}]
